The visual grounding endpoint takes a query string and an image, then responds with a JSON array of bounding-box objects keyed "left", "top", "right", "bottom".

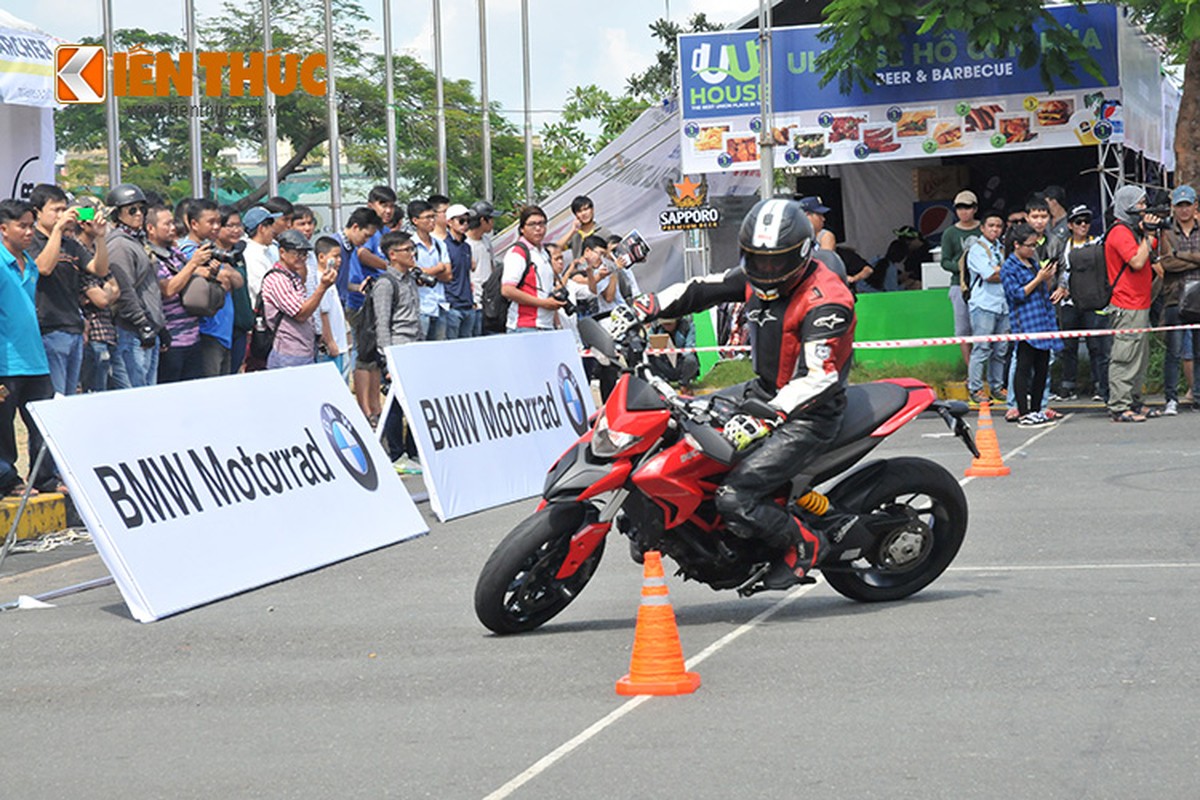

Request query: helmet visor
[{"left": 744, "top": 250, "right": 806, "bottom": 286}]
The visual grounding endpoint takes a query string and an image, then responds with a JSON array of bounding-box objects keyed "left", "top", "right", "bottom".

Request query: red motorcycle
[{"left": 474, "top": 318, "right": 979, "bottom": 634}]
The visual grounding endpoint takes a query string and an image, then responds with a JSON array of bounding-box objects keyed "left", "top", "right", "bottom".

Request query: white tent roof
[
  {"left": 0, "top": 11, "right": 60, "bottom": 109},
  {"left": 497, "top": 101, "right": 760, "bottom": 292}
]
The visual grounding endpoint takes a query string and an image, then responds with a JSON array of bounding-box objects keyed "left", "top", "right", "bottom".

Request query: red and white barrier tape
[{"left": 584, "top": 322, "right": 1200, "bottom": 358}]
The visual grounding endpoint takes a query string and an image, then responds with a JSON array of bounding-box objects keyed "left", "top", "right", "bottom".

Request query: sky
[{"left": 10, "top": 0, "right": 753, "bottom": 129}]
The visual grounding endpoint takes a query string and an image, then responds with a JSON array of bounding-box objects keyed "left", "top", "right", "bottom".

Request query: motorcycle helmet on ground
[
  {"left": 105, "top": 183, "right": 147, "bottom": 208},
  {"left": 739, "top": 198, "right": 816, "bottom": 300}
]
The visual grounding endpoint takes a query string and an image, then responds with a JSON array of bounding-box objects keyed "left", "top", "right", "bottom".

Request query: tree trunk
[{"left": 1175, "top": 40, "right": 1200, "bottom": 187}]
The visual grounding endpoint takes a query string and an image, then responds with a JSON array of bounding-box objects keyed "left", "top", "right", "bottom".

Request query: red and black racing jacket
[{"left": 652, "top": 262, "right": 856, "bottom": 418}]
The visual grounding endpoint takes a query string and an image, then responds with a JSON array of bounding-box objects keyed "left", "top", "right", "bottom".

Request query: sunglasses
[
  {"left": 1018, "top": 240, "right": 1039, "bottom": 248},
  {"left": 451, "top": 215, "right": 470, "bottom": 224}
]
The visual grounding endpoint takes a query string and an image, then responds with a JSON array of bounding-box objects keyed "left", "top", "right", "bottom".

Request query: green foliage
[
  {"left": 1125, "top": 0, "right": 1200, "bottom": 62},
  {"left": 531, "top": 13, "right": 722, "bottom": 199},
  {"left": 625, "top": 14, "right": 724, "bottom": 101},
  {"left": 55, "top": 0, "right": 528, "bottom": 213},
  {"left": 816, "top": 0, "right": 1101, "bottom": 94}
]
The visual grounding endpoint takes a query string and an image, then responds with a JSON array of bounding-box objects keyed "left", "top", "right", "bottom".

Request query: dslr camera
[
  {"left": 211, "top": 239, "right": 245, "bottom": 266},
  {"left": 1140, "top": 205, "right": 1171, "bottom": 232},
  {"left": 550, "top": 286, "right": 576, "bottom": 316},
  {"left": 412, "top": 269, "right": 439, "bottom": 288}
]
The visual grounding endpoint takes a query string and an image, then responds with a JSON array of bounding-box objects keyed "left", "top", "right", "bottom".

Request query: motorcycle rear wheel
[
  {"left": 474, "top": 503, "right": 606, "bottom": 634},
  {"left": 823, "top": 456, "right": 966, "bottom": 602}
]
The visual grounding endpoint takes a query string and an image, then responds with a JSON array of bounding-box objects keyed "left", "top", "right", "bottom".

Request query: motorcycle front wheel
[
  {"left": 823, "top": 456, "right": 966, "bottom": 603},
  {"left": 474, "top": 502, "right": 606, "bottom": 634}
]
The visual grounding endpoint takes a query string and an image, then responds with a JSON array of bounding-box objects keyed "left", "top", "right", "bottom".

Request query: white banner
[
  {"left": 0, "top": 17, "right": 59, "bottom": 108},
  {"left": 384, "top": 332, "right": 595, "bottom": 521},
  {"left": 28, "top": 364, "right": 427, "bottom": 622}
]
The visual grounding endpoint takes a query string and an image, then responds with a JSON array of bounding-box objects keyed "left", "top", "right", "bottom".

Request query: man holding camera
[
  {"left": 1105, "top": 185, "right": 1164, "bottom": 422},
  {"left": 106, "top": 183, "right": 166, "bottom": 388}
]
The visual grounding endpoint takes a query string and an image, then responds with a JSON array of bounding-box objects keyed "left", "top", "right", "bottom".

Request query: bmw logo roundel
[
  {"left": 320, "top": 403, "right": 378, "bottom": 491},
  {"left": 557, "top": 363, "right": 589, "bottom": 435}
]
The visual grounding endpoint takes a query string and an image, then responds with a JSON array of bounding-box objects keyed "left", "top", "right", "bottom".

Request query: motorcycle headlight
[{"left": 590, "top": 412, "right": 643, "bottom": 458}]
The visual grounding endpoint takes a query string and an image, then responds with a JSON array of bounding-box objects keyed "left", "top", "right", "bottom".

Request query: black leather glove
[
  {"left": 138, "top": 324, "right": 158, "bottom": 348},
  {"left": 157, "top": 327, "right": 173, "bottom": 350}
]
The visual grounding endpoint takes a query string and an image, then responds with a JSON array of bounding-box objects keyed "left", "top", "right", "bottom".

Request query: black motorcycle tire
[
  {"left": 474, "top": 502, "right": 606, "bottom": 635},
  {"left": 823, "top": 456, "right": 966, "bottom": 603}
]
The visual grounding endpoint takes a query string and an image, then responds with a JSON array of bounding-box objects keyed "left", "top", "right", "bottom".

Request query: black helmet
[
  {"left": 738, "top": 198, "right": 815, "bottom": 292},
  {"left": 105, "top": 183, "right": 147, "bottom": 208}
]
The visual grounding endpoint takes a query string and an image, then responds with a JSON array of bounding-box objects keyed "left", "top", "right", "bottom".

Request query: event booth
[
  {"left": 520, "top": 3, "right": 1176, "bottom": 368},
  {"left": 668, "top": 1, "right": 1177, "bottom": 364},
  {"left": 0, "top": 11, "right": 59, "bottom": 200}
]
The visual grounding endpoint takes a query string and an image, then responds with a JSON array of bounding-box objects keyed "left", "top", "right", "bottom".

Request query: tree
[
  {"left": 1124, "top": 0, "right": 1200, "bottom": 183},
  {"left": 816, "top": 0, "right": 1200, "bottom": 183},
  {"left": 532, "top": 14, "right": 723, "bottom": 198},
  {"left": 55, "top": 0, "right": 530, "bottom": 215}
]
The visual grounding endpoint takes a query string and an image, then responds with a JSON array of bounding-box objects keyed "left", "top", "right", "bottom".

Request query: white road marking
[
  {"left": 481, "top": 581, "right": 822, "bottom": 800},
  {"left": 485, "top": 408, "right": 1083, "bottom": 798}
]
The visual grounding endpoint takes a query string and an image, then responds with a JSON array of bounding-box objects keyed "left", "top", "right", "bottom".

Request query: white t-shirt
[
  {"left": 502, "top": 240, "right": 556, "bottom": 330},
  {"left": 467, "top": 235, "right": 491, "bottom": 305},
  {"left": 305, "top": 255, "right": 349, "bottom": 351},
  {"left": 244, "top": 238, "right": 275, "bottom": 306}
]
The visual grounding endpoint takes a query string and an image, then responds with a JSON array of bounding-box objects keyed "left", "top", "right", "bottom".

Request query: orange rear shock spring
[{"left": 795, "top": 491, "right": 829, "bottom": 516}]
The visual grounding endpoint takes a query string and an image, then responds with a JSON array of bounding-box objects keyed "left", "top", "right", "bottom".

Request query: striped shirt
[
  {"left": 152, "top": 245, "right": 201, "bottom": 347},
  {"left": 261, "top": 266, "right": 316, "bottom": 359}
]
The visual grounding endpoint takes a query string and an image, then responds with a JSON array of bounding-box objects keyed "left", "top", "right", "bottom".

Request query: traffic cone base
[
  {"left": 965, "top": 400, "right": 1011, "bottom": 477},
  {"left": 615, "top": 551, "right": 701, "bottom": 696}
]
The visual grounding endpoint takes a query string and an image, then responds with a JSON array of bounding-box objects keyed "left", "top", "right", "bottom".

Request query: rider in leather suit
[{"left": 614, "top": 198, "right": 857, "bottom": 589}]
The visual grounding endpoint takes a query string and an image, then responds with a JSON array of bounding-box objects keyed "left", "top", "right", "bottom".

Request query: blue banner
[{"left": 679, "top": 4, "right": 1118, "bottom": 120}]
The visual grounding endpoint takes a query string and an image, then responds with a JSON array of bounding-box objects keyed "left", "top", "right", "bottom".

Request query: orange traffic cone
[
  {"left": 964, "top": 400, "right": 1011, "bottom": 477},
  {"left": 615, "top": 551, "right": 701, "bottom": 696}
]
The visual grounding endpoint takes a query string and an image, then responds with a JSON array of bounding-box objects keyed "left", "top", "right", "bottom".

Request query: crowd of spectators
[{"left": 0, "top": 182, "right": 661, "bottom": 490}]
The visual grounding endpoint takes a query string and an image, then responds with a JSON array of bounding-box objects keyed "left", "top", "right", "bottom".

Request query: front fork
[{"left": 553, "top": 489, "right": 629, "bottom": 580}]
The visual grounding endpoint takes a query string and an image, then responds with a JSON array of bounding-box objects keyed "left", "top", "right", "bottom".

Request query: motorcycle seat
[{"left": 831, "top": 382, "right": 911, "bottom": 448}]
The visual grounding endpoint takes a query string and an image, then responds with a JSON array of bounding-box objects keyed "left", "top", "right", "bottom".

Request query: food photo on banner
[
  {"left": 678, "top": 3, "right": 1122, "bottom": 173},
  {"left": 27, "top": 364, "right": 428, "bottom": 622},
  {"left": 382, "top": 332, "right": 595, "bottom": 521}
]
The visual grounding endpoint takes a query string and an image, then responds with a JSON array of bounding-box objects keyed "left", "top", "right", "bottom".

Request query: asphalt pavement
[{"left": 2, "top": 406, "right": 1198, "bottom": 799}]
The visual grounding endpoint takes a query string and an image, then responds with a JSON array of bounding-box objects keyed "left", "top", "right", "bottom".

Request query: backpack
[
  {"left": 481, "top": 243, "right": 536, "bottom": 333},
  {"left": 249, "top": 268, "right": 290, "bottom": 360},
  {"left": 1068, "top": 223, "right": 1130, "bottom": 312}
]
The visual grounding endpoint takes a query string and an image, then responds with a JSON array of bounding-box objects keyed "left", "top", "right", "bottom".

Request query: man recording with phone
[{"left": 1105, "top": 185, "right": 1164, "bottom": 422}]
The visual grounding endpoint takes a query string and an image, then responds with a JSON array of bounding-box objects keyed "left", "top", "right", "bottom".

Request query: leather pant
[{"left": 714, "top": 388, "right": 845, "bottom": 550}]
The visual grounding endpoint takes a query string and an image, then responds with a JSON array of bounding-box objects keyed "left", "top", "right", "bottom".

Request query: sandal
[
  {"left": 1133, "top": 405, "right": 1163, "bottom": 419},
  {"left": 4, "top": 480, "right": 38, "bottom": 498},
  {"left": 1111, "top": 410, "right": 1146, "bottom": 423}
]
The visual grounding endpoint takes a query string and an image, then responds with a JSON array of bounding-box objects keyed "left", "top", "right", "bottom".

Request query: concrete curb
[{"left": 0, "top": 494, "right": 68, "bottom": 541}]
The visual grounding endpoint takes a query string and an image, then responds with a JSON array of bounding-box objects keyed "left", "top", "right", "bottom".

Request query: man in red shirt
[{"left": 1104, "top": 185, "right": 1163, "bottom": 422}]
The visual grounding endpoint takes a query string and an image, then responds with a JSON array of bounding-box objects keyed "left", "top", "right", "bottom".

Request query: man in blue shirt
[
  {"left": 0, "top": 199, "right": 59, "bottom": 494},
  {"left": 335, "top": 207, "right": 383, "bottom": 424},
  {"left": 179, "top": 198, "right": 244, "bottom": 377},
  {"left": 408, "top": 199, "right": 451, "bottom": 341},
  {"left": 441, "top": 203, "right": 477, "bottom": 339}
]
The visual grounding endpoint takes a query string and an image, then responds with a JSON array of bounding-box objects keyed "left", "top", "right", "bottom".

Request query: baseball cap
[
  {"left": 954, "top": 190, "right": 978, "bottom": 206},
  {"left": 276, "top": 229, "right": 313, "bottom": 251},
  {"left": 1067, "top": 204, "right": 1093, "bottom": 222},
  {"left": 1172, "top": 185, "right": 1197, "bottom": 206},
  {"left": 445, "top": 203, "right": 471, "bottom": 220},
  {"left": 243, "top": 206, "right": 281, "bottom": 234},
  {"left": 471, "top": 200, "right": 502, "bottom": 218},
  {"left": 892, "top": 225, "right": 921, "bottom": 240},
  {"left": 798, "top": 195, "right": 830, "bottom": 214}
]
